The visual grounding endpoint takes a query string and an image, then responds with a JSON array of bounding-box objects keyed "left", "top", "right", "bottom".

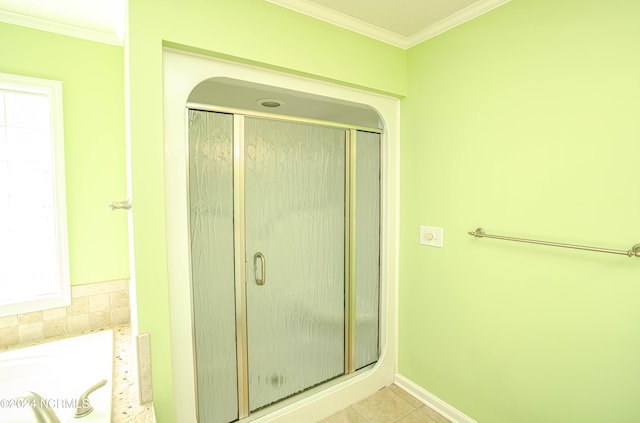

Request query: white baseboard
[{"left": 394, "top": 374, "right": 478, "bottom": 423}]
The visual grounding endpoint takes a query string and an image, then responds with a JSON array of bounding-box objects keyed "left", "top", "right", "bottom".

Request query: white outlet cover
[{"left": 420, "top": 225, "right": 443, "bottom": 247}]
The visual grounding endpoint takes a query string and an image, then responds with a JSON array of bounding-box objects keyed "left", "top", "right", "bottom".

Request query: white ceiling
[{"left": 0, "top": 0, "right": 509, "bottom": 48}]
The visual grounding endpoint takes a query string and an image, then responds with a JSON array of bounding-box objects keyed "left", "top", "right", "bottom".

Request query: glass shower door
[
  {"left": 244, "top": 117, "right": 347, "bottom": 411},
  {"left": 188, "top": 110, "right": 238, "bottom": 423},
  {"left": 188, "top": 110, "right": 381, "bottom": 421}
]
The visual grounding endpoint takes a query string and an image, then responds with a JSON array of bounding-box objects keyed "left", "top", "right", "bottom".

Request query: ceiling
[
  {"left": 0, "top": 0, "right": 509, "bottom": 48},
  {"left": 267, "top": 0, "right": 509, "bottom": 48},
  {"left": 189, "top": 77, "right": 383, "bottom": 128}
]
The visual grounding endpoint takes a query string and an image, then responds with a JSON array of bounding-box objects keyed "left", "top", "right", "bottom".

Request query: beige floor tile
[
  {"left": 389, "top": 385, "right": 423, "bottom": 409},
  {"left": 415, "top": 405, "right": 451, "bottom": 423},
  {"left": 396, "top": 409, "right": 440, "bottom": 423},
  {"left": 319, "top": 406, "right": 369, "bottom": 423},
  {"left": 352, "top": 388, "right": 416, "bottom": 423}
]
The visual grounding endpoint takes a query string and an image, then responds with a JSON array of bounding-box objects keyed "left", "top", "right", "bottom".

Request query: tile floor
[{"left": 318, "top": 384, "right": 451, "bottom": 423}]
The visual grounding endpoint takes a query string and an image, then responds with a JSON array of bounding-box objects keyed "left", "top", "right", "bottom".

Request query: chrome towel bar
[{"left": 468, "top": 227, "right": 640, "bottom": 258}]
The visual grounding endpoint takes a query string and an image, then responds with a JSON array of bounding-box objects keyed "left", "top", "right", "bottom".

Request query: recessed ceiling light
[{"left": 257, "top": 98, "right": 285, "bottom": 108}]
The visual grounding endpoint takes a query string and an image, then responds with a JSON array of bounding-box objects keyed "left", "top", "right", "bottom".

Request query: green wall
[
  {"left": 10, "top": 0, "right": 634, "bottom": 420},
  {"left": 400, "top": 0, "right": 640, "bottom": 422},
  {"left": 126, "top": 0, "right": 406, "bottom": 420},
  {"left": 0, "top": 22, "right": 129, "bottom": 286}
]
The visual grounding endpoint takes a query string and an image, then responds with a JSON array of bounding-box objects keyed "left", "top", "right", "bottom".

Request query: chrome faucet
[
  {"left": 16, "top": 392, "right": 61, "bottom": 423},
  {"left": 17, "top": 379, "right": 108, "bottom": 422},
  {"left": 74, "top": 379, "right": 107, "bottom": 418}
]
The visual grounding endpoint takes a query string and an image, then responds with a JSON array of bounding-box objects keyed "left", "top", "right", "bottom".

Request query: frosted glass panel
[
  {"left": 354, "top": 131, "right": 380, "bottom": 369},
  {"left": 244, "top": 117, "right": 346, "bottom": 411},
  {"left": 188, "top": 110, "right": 238, "bottom": 423}
]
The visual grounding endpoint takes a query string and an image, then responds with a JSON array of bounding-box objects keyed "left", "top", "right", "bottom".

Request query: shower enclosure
[{"left": 187, "top": 108, "right": 381, "bottom": 422}]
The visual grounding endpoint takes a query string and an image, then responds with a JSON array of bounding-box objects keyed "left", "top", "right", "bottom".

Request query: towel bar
[{"left": 468, "top": 228, "right": 640, "bottom": 258}]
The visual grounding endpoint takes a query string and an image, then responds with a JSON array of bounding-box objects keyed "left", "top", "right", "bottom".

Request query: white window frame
[{"left": 0, "top": 72, "right": 70, "bottom": 317}]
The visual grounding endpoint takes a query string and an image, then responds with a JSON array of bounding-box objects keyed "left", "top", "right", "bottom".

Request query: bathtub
[{"left": 0, "top": 330, "right": 113, "bottom": 423}]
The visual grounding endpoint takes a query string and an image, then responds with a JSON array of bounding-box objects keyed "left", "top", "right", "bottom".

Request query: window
[{"left": 0, "top": 73, "right": 70, "bottom": 317}]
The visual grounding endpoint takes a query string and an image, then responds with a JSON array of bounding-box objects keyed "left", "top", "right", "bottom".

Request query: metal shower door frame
[{"left": 186, "top": 104, "right": 382, "bottom": 422}]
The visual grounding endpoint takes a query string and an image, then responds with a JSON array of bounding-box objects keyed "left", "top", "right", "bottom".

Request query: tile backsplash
[{"left": 0, "top": 279, "right": 130, "bottom": 348}]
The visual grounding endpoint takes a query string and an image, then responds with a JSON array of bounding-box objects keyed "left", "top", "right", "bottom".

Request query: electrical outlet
[{"left": 420, "top": 226, "right": 443, "bottom": 247}]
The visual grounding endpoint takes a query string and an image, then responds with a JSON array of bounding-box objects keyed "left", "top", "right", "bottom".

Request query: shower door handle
[{"left": 254, "top": 252, "right": 266, "bottom": 286}]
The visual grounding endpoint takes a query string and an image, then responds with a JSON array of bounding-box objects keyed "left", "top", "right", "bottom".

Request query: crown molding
[
  {"left": 1, "top": 0, "right": 510, "bottom": 49},
  {"left": 265, "top": 0, "right": 408, "bottom": 47},
  {"left": 406, "top": 0, "right": 511, "bottom": 48},
  {"left": 0, "top": 9, "right": 122, "bottom": 46},
  {"left": 266, "top": 0, "right": 511, "bottom": 50}
]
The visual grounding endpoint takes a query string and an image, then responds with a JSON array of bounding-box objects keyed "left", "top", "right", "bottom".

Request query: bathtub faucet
[
  {"left": 74, "top": 379, "right": 108, "bottom": 418},
  {"left": 16, "top": 392, "right": 61, "bottom": 423}
]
